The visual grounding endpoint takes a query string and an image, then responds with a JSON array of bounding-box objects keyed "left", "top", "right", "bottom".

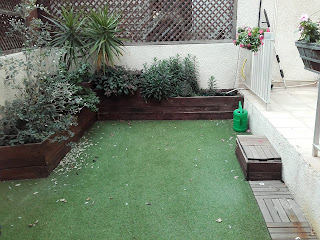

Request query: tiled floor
[{"left": 241, "top": 86, "right": 320, "bottom": 173}]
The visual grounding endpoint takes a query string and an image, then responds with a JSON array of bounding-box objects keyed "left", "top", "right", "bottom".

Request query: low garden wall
[
  {"left": 0, "top": 108, "right": 96, "bottom": 180},
  {"left": 97, "top": 90, "right": 244, "bottom": 120}
]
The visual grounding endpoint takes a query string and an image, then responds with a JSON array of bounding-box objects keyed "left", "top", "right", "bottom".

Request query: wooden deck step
[{"left": 249, "top": 181, "right": 318, "bottom": 240}]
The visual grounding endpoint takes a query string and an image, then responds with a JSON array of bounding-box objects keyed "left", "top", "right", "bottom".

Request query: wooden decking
[{"left": 249, "top": 181, "right": 318, "bottom": 240}]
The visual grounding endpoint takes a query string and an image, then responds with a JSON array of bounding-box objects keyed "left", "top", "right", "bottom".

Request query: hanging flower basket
[
  {"left": 295, "top": 14, "right": 320, "bottom": 73},
  {"left": 295, "top": 41, "right": 320, "bottom": 74}
]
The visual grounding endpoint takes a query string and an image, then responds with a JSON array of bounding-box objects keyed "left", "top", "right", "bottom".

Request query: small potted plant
[
  {"left": 233, "top": 26, "right": 270, "bottom": 53},
  {"left": 295, "top": 14, "right": 320, "bottom": 73}
]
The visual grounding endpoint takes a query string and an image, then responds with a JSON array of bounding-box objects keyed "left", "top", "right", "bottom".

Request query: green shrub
[
  {"left": 0, "top": 2, "right": 99, "bottom": 146},
  {"left": 140, "top": 55, "right": 200, "bottom": 101},
  {"left": 178, "top": 55, "right": 200, "bottom": 97},
  {"left": 92, "top": 66, "right": 140, "bottom": 97},
  {"left": 0, "top": 78, "right": 79, "bottom": 146},
  {"left": 207, "top": 76, "right": 217, "bottom": 95},
  {"left": 84, "top": 6, "right": 126, "bottom": 71},
  {"left": 53, "top": 63, "right": 100, "bottom": 112},
  {"left": 45, "top": 6, "right": 87, "bottom": 69},
  {"left": 140, "top": 59, "right": 173, "bottom": 101},
  {"left": 46, "top": 5, "right": 126, "bottom": 71},
  {"left": 199, "top": 76, "right": 218, "bottom": 96}
]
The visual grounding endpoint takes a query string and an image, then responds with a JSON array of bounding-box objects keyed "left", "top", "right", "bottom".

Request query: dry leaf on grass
[{"left": 28, "top": 220, "right": 39, "bottom": 227}]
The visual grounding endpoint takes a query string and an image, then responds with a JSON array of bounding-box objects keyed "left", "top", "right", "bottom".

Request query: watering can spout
[{"left": 239, "top": 101, "right": 242, "bottom": 113}]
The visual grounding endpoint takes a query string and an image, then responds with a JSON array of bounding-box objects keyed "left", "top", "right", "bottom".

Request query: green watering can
[{"left": 233, "top": 101, "right": 248, "bottom": 132}]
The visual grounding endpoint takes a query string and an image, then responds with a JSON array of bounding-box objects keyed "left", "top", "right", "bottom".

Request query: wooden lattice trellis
[
  {"left": 0, "top": 0, "right": 24, "bottom": 52},
  {"left": 0, "top": 0, "right": 237, "bottom": 52},
  {"left": 38, "top": 0, "right": 237, "bottom": 43}
]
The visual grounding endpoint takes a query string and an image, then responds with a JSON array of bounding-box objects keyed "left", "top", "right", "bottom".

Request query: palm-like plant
[
  {"left": 46, "top": 7, "right": 86, "bottom": 69},
  {"left": 84, "top": 6, "right": 126, "bottom": 72}
]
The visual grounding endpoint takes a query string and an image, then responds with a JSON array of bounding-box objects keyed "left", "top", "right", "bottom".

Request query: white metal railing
[
  {"left": 244, "top": 32, "right": 275, "bottom": 108},
  {"left": 313, "top": 82, "right": 320, "bottom": 157}
]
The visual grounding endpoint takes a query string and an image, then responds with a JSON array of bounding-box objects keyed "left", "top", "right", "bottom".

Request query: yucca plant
[
  {"left": 84, "top": 6, "right": 126, "bottom": 72},
  {"left": 46, "top": 7, "right": 86, "bottom": 69}
]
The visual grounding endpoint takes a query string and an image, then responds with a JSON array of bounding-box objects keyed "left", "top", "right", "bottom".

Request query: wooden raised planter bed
[
  {"left": 0, "top": 108, "right": 96, "bottom": 181},
  {"left": 97, "top": 90, "right": 244, "bottom": 120}
]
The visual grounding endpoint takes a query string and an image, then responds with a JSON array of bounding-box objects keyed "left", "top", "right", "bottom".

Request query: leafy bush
[
  {"left": 207, "top": 76, "right": 217, "bottom": 95},
  {"left": 53, "top": 63, "right": 100, "bottom": 112},
  {"left": 199, "top": 76, "right": 218, "bottom": 96},
  {"left": 46, "top": 5, "right": 125, "bottom": 71},
  {"left": 92, "top": 66, "right": 141, "bottom": 97},
  {"left": 45, "top": 6, "right": 87, "bottom": 69},
  {"left": 140, "top": 55, "right": 200, "bottom": 101},
  {"left": 0, "top": 2, "right": 99, "bottom": 146},
  {"left": 0, "top": 78, "right": 79, "bottom": 146},
  {"left": 0, "top": 63, "right": 100, "bottom": 146},
  {"left": 84, "top": 6, "right": 125, "bottom": 71},
  {"left": 140, "top": 60, "right": 173, "bottom": 101},
  {"left": 178, "top": 55, "right": 200, "bottom": 97}
]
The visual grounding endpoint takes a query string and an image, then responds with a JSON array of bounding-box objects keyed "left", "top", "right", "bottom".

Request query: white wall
[
  {"left": 0, "top": 52, "right": 25, "bottom": 106},
  {"left": 115, "top": 0, "right": 320, "bottom": 92},
  {"left": 114, "top": 43, "right": 238, "bottom": 89},
  {"left": 1, "top": 0, "right": 319, "bottom": 104},
  {"left": 236, "top": 0, "right": 319, "bottom": 83}
]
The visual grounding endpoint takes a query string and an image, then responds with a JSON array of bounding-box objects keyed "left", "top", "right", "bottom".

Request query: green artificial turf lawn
[{"left": 0, "top": 120, "right": 270, "bottom": 240}]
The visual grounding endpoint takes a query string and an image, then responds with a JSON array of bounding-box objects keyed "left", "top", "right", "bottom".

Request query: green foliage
[
  {"left": 140, "top": 60, "right": 173, "bottom": 101},
  {"left": 45, "top": 7, "right": 87, "bottom": 69},
  {"left": 8, "top": 0, "right": 51, "bottom": 49},
  {"left": 44, "top": 5, "right": 126, "bottom": 71},
  {"left": 92, "top": 66, "right": 140, "bottom": 97},
  {"left": 207, "top": 76, "right": 217, "bottom": 95},
  {"left": 140, "top": 55, "right": 200, "bottom": 101},
  {"left": 0, "top": 63, "right": 100, "bottom": 146},
  {"left": 198, "top": 76, "right": 217, "bottom": 96},
  {"left": 178, "top": 55, "right": 200, "bottom": 97},
  {"left": 0, "top": 2, "right": 99, "bottom": 146},
  {"left": 53, "top": 63, "right": 100, "bottom": 112},
  {"left": 84, "top": 6, "right": 126, "bottom": 71},
  {"left": 0, "top": 78, "right": 79, "bottom": 146},
  {"left": 298, "top": 15, "right": 320, "bottom": 43},
  {"left": 234, "top": 26, "right": 268, "bottom": 52}
]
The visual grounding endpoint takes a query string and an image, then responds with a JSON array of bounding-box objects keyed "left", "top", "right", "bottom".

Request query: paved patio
[
  {"left": 241, "top": 86, "right": 320, "bottom": 173},
  {"left": 241, "top": 84, "right": 320, "bottom": 236}
]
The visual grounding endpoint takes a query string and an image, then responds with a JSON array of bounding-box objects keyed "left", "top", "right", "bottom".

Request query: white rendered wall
[
  {"left": 236, "top": 0, "right": 320, "bottom": 84},
  {"left": 114, "top": 43, "right": 238, "bottom": 89},
  {"left": 0, "top": 52, "right": 25, "bottom": 106},
  {"left": 0, "top": 49, "right": 61, "bottom": 105},
  {"left": 2, "top": 0, "right": 319, "bottom": 105}
]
